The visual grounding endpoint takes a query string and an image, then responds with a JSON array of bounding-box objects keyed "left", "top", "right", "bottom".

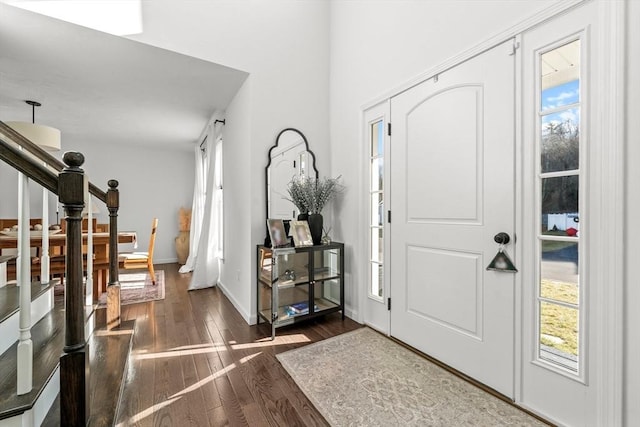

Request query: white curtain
[
  {"left": 178, "top": 139, "right": 206, "bottom": 273},
  {"left": 189, "top": 128, "right": 223, "bottom": 289}
]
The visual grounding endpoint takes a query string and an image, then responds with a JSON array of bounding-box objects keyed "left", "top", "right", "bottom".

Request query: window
[
  {"left": 536, "top": 39, "right": 582, "bottom": 374},
  {"left": 214, "top": 139, "right": 223, "bottom": 258},
  {"left": 369, "top": 120, "right": 384, "bottom": 300}
]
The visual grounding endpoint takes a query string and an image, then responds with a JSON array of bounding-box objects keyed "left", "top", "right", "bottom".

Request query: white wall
[
  {"left": 328, "top": 0, "right": 558, "bottom": 316},
  {"left": 624, "top": 0, "right": 639, "bottom": 423},
  {"left": 126, "top": 0, "right": 331, "bottom": 322},
  {"left": 0, "top": 141, "right": 191, "bottom": 263},
  {"left": 59, "top": 140, "right": 194, "bottom": 263}
]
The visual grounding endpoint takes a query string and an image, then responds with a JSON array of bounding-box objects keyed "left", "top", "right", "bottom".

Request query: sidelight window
[
  {"left": 536, "top": 39, "right": 582, "bottom": 374},
  {"left": 369, "top": 120, "right": 384, "bottom": 300}
]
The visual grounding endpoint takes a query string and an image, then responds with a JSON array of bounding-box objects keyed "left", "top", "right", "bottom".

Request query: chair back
[{"left": 148, "top": 218, "right": 158, "bottom": 262}]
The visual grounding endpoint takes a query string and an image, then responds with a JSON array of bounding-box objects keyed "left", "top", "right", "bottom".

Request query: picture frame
[
  {"left": 291, "top": 220, "right": 313, "bottom": 247},
  {"left": 267, "top": 219, "right": 288, "bottom": 247}
]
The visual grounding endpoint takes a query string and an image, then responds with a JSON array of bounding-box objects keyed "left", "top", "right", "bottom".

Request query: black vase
[
  {"left": 308, "top": 213, "right": 323, "bottom": 245},
  {"left": 297, "top": 213, "right": 309, "bottom": 221}
]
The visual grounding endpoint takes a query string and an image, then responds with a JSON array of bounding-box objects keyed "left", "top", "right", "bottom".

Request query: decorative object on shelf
[
  {"left": 291, "top": 220, "right": 313, "bottom": 247},
  {"left": 286, "top": 175, "right": 343, "bottom": 245},
  {"left": 321, "top": 226, "right": 332, "bottom": 245},
  {"left": 308, "top": 213, "right": 323, "bottom": 245},
  {"left": 284, "top": 269, "right": 296, "bottom": 281},
  {"left": 267, "top": 219, "right": 289, "bottom": 248},
  {"left": 175, "top": 207, "right": 191, "bottom": 265}
]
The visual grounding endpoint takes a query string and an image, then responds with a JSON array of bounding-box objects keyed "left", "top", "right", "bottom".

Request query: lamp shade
[{"left": 5, "top": 121, "right": 61, "bottom": 152}]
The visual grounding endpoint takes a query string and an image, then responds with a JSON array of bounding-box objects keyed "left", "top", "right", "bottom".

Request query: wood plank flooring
[{"left": 115, "top": 263, "right": 362, "bottom": 426}]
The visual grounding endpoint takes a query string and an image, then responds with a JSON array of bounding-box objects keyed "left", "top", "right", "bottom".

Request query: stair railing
[{"left": 0, "top": 120, "right": 121, "bottom": 426}]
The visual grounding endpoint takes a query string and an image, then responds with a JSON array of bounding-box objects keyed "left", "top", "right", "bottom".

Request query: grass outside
[
  {"left": 541, "top": 230, "right": 578, "bottom": 252},
  {"left": 540, "top": 279, "right": 579, "bottom": 356}
]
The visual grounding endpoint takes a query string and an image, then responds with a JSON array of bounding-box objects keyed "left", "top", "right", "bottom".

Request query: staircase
[{"left": 0, "top": 121, "right": 131, "bottom": 426}]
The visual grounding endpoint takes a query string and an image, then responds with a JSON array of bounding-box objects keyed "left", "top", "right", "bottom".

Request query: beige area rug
[
  {"left": 277, "top": 327, "right": 547, "bottom": 427},
  {"left": 96, "top": 270, "right": 165, "bottom": 307}
]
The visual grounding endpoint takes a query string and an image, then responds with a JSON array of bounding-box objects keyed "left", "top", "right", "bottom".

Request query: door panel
[
  {"left": 407, "top": 246, "right": 482, "bottom": 336},
  {"left": 407, "top": 85, "right": 482, "bottom": 222},
  {"left": 390, "top": 39, "right": 515, "bottom": 397}
]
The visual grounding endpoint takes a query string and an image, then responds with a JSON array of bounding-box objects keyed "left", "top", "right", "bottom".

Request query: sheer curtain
[
  {"left": 189, "top": 136, "right": 221, "bottom": 290},
  {"left": 178, "top": 138, "right": 206, "bottom": 273}
]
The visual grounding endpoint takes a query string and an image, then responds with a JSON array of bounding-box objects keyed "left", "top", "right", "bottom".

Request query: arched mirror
[{"left": 265, "top": 128, "right": 318, "bottom": 220}]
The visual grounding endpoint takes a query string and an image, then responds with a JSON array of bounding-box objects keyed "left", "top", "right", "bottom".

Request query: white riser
[
  {"left": 0, "top": 366, "right": 59, "bottom": 427},
  {"left": 0, "top": 288, "right": 54, "bottom": 357}
]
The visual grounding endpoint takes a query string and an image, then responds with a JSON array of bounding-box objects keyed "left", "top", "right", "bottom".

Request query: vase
[
  {"left": 297, "top": 213, "right": 309, "bottom": 221},
  {"left": 175, "top": 230, "right": 190, "bottom": 264},
  {"left": 308, "top": 213, "right": 323, "bottom": 245}
]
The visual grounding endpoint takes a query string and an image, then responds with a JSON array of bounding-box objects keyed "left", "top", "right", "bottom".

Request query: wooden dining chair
[{"left": 118, "top": 218, "right": 158, "bottom": 285}]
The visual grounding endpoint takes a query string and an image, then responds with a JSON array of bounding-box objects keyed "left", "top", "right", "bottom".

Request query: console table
[{"left": 256, "top": 242, "right": 344, "bottom": 339}]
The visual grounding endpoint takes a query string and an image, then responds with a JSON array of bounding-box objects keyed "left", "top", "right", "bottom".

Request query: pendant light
[{"left": 6, "top": 100, "right": 61, "bottom": 152}]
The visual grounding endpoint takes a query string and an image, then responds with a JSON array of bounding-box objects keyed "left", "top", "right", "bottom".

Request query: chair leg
[{"left": 148, "top": 261, "right": 156, "bottom": 286}]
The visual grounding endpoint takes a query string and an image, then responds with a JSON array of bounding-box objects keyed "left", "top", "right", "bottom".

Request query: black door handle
[{"left": 494, "top": 232, "right": 511, "bottom": 245}]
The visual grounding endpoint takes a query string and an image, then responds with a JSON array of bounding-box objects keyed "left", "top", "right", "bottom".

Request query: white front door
[{"left": 390, "top": 39, "right": 516, "bottom": 397}]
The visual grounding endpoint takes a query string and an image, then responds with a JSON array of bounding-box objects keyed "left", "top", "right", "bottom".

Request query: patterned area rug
[
  {"left": 277, "top": 327, "right": 547, "bottom": 426},
  {"left": 97, "top": 270, "right": 165, "bottom": 307}
]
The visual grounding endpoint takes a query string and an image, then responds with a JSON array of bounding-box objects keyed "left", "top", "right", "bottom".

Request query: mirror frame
[{"left": 265, "top": 128, "right": 318, "bottom": 222}]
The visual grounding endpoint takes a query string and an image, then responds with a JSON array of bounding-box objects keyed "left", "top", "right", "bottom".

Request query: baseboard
[
  {"left": 154, "top": 258, "right": 178, "bottom": 265},
  {"left": 344, "top": 306, "right": 358, "bottom": 322},
  {"left": 216, "top": 280, "right": 253, "bottom": 325}
]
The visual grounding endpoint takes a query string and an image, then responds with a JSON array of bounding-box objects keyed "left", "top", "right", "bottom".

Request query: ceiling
[{"left": 0, "top": 3, "right": 248, "bottom": 151}]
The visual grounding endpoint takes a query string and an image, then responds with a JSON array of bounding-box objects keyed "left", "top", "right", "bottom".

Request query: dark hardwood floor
[{"left": 115, "top": 263, "right": 362, "bottom": 426}]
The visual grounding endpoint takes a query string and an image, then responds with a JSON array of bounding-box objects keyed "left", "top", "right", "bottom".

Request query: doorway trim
[{"left": 591, "top": 1, "right": 625, "bottom": 425}]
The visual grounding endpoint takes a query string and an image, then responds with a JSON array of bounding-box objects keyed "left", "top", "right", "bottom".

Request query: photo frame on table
[
  {"left": 267, "top": 219, "right": 288, "bottom": 247},
  {"left": 291, "top": 220, "right": 313, "bottom": 247}
]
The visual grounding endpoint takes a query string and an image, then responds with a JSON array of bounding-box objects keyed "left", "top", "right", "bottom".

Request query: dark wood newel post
[
  {"left": 58, "top": 152, "right": 89, "bottom": 426},
  {"left": 106, "top": 179, "right": 121, "bottom": 330}
]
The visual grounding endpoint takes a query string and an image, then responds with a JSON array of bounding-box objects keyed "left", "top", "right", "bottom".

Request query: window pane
[
  {"left": 371, "top": 193, "right": 383, "bottom": 226},
  {"left": 541, "top": 176, "right": 579, "bottom": 236},
  {"left": 541, "top": 241, "right": 578, "bottom": 304},
  {"left": 542, "top": 80, "right": 580, "bottom": 111},
  {"left": 539, "top": 301, "right": 578, "bottom": 371},
  {"left": 371, "top": 227, "right": 383, "bottom": 263},
  {"left": 370, "top": 262, "right": 383, "bottom": 298},
  {"left": 540, "top": 40, "right": 580, "bottom": 109},
  {"left": 541, "top": 108, "right": 579, "bottom": 173},
  {"left": 371, "top": 157, "right": 383, "bottom": 191},
  {"left": 371, "top": 120, "right": 384, "bottom": 157}
]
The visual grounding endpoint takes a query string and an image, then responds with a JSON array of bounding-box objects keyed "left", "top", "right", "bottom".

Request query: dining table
[{"left": 0, "top": 231, "right": 137, "bottom": 300}]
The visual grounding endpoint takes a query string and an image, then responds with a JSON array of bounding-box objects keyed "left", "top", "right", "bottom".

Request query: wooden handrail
[{"left": 0, "top": 135, "right": 58, "bottom": 193}]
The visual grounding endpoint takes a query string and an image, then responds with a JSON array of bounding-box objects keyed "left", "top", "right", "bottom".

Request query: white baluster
[
  {"left": 41, "top": 184, "right": 50, "bottom": 284},
  {"left": 86, "top": 196, "right": 93, "bottom": 306},
  {"left": 17, "top": 172, "right": 33, "bottom": 395}
]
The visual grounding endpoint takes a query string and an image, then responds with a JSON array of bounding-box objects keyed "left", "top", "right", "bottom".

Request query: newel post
[
  {"left": 106, "top": 179, "right": 120, "bottom": 330},
  {"left": 58, "top": 152, "right": 89, "bottom": 426}
]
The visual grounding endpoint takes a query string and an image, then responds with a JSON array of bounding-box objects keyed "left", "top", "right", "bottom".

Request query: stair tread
[
  {"left": 0, "top": 280, "right": 54, "bottom": 323},
  {"left": 0, "top": 295, "right": 64, "bottom": 419},
  {"left": 42, "top": 316, "right": 135, "bottom": 427}
]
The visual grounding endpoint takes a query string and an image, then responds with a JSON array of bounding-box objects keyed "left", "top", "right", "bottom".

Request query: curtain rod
[{"left": 199, "top": 119, "right": 226, "bottom": 151}]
